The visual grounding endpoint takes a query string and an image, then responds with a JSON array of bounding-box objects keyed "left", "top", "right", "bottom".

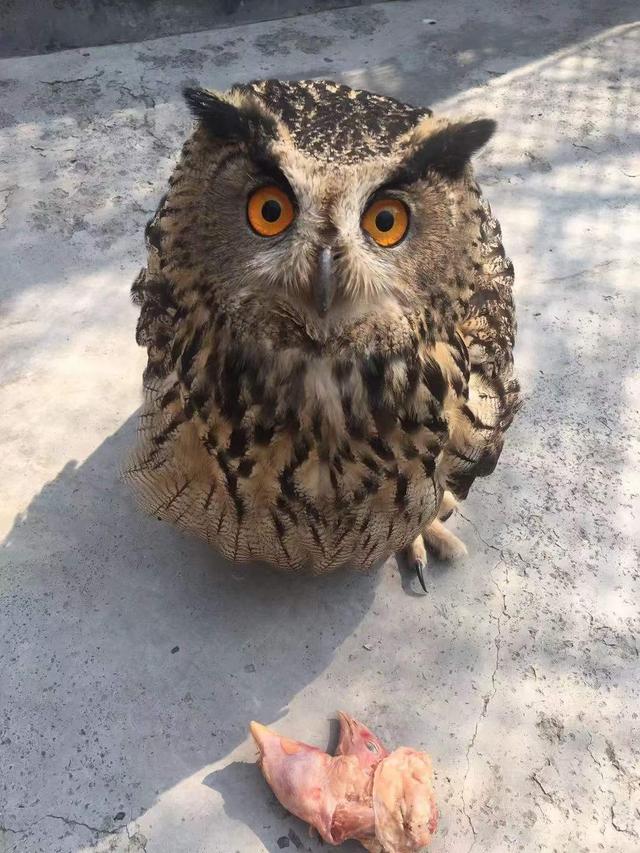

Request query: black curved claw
[{"left": 415, "top": 559, "right": 427, "bottom": 593}]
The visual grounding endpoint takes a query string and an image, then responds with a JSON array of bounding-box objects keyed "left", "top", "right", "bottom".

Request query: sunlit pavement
[{"left": 1, "top": 3, "right": 639, "bottom": 850}]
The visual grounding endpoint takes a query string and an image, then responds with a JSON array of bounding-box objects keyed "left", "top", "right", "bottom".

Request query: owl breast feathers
[{"left": 125, "top": 79, "right": 520, "bottom": 574}]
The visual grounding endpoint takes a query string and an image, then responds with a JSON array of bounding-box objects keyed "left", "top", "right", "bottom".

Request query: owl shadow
[{"left": 2, "top": 411, "right": 379, "bottom": 844}]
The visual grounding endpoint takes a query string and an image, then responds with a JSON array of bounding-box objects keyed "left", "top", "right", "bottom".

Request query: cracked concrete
[
  {"left": 1, "top": 2, "right": 639, "bottom": 851},
  {"left": 0, "top": 184, "right": 16, "bottom": 228}
]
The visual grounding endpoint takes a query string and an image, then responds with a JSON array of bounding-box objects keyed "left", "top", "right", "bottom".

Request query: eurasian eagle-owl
[{"left": 126, "top": 79, "right": 520, "bottom": 588}]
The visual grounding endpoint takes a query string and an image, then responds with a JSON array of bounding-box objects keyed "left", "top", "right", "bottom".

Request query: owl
[{"left": 125, "top": 79, "right": 520, "bottom": 589}]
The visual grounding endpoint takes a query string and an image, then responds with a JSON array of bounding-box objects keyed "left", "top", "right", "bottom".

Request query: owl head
[{"left": 162, "top": 80, "right": 495, "bottom": 351}]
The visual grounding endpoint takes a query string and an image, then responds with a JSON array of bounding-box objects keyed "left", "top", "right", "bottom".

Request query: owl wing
[
  {"left": 125, "top": 196, "right": 193, "bottom": 488},
  {"left": 130, "top": 194, "right": 176, "bottom": 392},
  {"left": 460, "top": 193, "right": 518, "bottom": 377},
  {"left": 439, "top": 193, "right": 521, "bottom": 501}
]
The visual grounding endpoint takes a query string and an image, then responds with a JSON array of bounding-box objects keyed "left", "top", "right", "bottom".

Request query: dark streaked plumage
[
  {"left": 237, "top": 79, "right": 432, "bottom": 163},
  {"left": 125, "top": 79, "right": 520, "bottom": 578}
]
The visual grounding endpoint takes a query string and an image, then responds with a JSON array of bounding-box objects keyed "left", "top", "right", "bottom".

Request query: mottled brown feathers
[{"left": 125, "top": 79, "right": 520, "bottom": 574}]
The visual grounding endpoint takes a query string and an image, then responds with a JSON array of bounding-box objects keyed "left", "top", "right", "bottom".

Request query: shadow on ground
[
  {"left": 1, "top": 413, "right": 379, "bottom": 845},
  {"left": 1, "top": 4, "right": 639, "bottom": 852}
]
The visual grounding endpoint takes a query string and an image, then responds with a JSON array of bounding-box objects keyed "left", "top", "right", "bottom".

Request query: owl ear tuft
[
  {"left": 183, "top": 87, "right": 248, "bottom": 140},
  {"left": 183, "top": 86, "right": 279, "bottom": 143},
  {"left": 399, "top": 118, "right": 496, "bottom": 182}
]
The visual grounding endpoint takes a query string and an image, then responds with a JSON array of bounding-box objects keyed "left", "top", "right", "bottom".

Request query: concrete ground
[{"left": 1, "top": 2, "right": 639, "bottom": 851}]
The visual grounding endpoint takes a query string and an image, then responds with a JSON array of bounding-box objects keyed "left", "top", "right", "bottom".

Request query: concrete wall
[{"left": 0, "top": 0, "right": 375, "bottom": 57}]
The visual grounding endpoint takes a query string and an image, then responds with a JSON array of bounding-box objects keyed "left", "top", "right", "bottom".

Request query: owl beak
[{"left": 312, "top": 246, "right": 336, "bottom": 317}]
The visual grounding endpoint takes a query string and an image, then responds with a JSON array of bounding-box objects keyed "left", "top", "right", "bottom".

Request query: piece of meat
[
  {"left": 335, "top": 711, "right": 390, "bottom": 771},
  {"left": 249, "top": 720, "right": 375, "bottom": 845},
  {"left": 372, "top": 748, "right": 438, "bottom": 852},
  {"left": 249, "top": 714, "right": 437, "bottom": 851}
]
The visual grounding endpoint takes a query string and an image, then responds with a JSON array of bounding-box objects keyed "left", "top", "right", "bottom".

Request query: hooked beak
[{"left": 312, "top": 246, "right": 336, "bottom": 317}]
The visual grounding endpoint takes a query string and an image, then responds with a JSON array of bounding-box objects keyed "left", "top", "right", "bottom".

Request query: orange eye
[
  {"left": 361, "top": 198, "right": 409, "bottom": 247},
  {"left": 247, "top": 185, "right": 295, "bottom": 237}
]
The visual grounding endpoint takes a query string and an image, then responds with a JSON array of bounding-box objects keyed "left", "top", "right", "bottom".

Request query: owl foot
[
  {"left": 424, "top": 518, "right": 468, "bottom": 561},
  {"left": 402, "top": 511, "right": 468, "bottom": 592}
]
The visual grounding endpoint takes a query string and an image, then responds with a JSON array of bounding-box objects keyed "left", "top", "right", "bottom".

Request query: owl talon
[
  {"left": 403, "top": 535, "right": 428, "bottom": 592},
  {"left": 415, "top": 560, "right": 428, "bottom": 593}
]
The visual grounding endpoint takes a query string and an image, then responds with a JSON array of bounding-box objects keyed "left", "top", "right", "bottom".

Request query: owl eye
[
  {"left": 361, "top": 198, "right": 409, "bottom": 247},
  {"left": 247, "top": 185, "right": 295, "bottom": 237}
]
